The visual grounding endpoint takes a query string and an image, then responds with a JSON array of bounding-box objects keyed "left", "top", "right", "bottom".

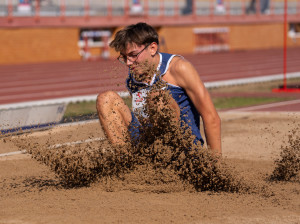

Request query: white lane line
[
  {"left": 0, "top": 91, "right": 130, "bottom": 110},
  {"left": 204, "top": 72, "right": 300, "bottom": 88},
  {"left": 0, "top": 150, "right": 27, "bottom": 157},
  {"left": 0, "top": 137, "right": 107, "bottom": 157},
  {"left": 1, "top": 71, "right": 299, "bottom": 110},
  {"left": 226, "top": 99, "right": 300, "bottom": 112},
  {"left": 48, "top": 137, "right": 106, "bottom": 149}
]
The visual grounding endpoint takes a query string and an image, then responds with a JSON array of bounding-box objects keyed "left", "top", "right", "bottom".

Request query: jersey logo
[
  {"left": 135, "top": 92, "right": 144, "bottom": 103},
  {"left": 132, "top": 89, "right": 149, "bottom": 118}
]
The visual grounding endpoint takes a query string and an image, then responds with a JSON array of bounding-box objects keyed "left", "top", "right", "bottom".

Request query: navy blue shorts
[
  {"left": 128, "top": 111, "right": 204, "bottom": 146},
  {"left": 128, "top": 112, "right": 141, "bottom": 142}
]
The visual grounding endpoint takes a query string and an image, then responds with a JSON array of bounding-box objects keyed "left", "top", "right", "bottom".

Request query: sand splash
[
  {"left": 19, "top": 70, "right": 253, "bottom": 194},
  {"left": 270, "top": 128, "right": 300, "bottom": 181},
  {"left": 14, "top": 60, "right": 299, "bottom": 194}
]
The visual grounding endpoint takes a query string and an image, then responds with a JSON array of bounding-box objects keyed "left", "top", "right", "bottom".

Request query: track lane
[{"left": 1, "top": 48, "right": 300, "bottom": 110}]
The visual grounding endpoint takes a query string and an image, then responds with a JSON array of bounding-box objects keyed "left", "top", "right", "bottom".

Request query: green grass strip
[
  {"left": 213, "top": 97, "right": 291, "bottom": 110},
  {"left": 64, "top": 101, "right": 97, "bottom": 118},
  {"left": 63, "top": 96, "right": 292, "bottom": 119},
  {"left": 63, "top": 98, "right": 132, "bottom": 119}
]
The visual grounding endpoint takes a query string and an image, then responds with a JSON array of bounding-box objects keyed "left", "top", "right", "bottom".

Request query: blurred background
[{"left": 0, "top": 0, "right": 299, "bottom": 64}]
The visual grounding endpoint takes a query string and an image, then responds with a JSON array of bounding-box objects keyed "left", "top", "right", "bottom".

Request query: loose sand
[{"left": 0, "top": 112, "right": 299, "bottom": 224}]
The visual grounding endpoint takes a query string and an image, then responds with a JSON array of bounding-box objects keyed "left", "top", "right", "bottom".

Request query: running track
[{"left": 1, "top": 47, "right": 300, "bottom": 112}]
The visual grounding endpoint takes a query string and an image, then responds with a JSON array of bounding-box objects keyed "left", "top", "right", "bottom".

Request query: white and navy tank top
[{"left": 126, "top": 52, "right": 204, "bottom": 144}]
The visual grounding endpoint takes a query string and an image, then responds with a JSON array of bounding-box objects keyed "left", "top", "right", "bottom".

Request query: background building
[{"left": 0, "top": 0, "right": 299, "bottom": 64}]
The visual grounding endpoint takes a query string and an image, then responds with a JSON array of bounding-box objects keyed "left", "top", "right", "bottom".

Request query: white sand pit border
[{"left": 0, "top": 119, "right": 106, "bottom": 160}]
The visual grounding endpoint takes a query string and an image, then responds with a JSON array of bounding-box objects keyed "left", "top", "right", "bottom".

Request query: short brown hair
[{"left": 109, "top": 22, "right": 159, "bottom": 53}]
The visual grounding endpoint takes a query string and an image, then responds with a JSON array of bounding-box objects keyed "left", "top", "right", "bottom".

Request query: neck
[{"left": 152, "top": 53, "right": 160, "bottom": 70}]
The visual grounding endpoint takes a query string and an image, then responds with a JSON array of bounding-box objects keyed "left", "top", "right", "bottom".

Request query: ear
[{"left": 149, "top": 42, "right": 158, "bottom": 56}]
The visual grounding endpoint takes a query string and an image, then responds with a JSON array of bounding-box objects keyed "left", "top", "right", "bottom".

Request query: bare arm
[{"left": 168, "top": 58, "right": 222, "bottom": 155}]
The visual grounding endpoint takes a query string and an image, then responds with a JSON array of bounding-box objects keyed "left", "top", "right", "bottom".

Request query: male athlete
[{"left": 96, "top": 22, "right": 221, "bottom": 155}]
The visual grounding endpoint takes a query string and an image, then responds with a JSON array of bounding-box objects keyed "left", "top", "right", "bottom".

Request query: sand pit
[{"left": 0, "top": 112, "right": 300, "bottom": 224}]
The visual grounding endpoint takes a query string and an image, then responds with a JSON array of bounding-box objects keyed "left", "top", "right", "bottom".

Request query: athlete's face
[
  {"left": 118, "top": 43, "right": 150, "bottom": 66},
  {"left": 119, "top": 42, "right": 158, "bottom": 76}
]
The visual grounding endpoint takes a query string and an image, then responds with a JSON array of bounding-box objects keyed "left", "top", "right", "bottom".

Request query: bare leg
[{"left": 96, "top": 91, "right": 132, "bottom": 146}]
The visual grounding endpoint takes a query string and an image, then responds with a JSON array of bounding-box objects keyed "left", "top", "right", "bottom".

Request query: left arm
[{"left": 169, "top": 58, "right": 222, "bottom": 155}]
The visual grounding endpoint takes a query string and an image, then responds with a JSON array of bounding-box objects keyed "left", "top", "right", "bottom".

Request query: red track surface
[{"left": 1, "top": 47, "right": 300, "bottom": 111}]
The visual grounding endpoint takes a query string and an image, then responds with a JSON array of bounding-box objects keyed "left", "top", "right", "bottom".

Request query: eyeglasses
[{"left": 117, "top": 44, "right": 150, "bottom": 64}]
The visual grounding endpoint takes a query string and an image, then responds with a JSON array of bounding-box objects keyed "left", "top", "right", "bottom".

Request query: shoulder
[
  {"left": 168, "top": 56, "right": 198, "bottom": 86},
  {"left": 169, "top": 56, "right": 195, "bottom": 76},
  {"left": 164, "top": 55, "right": 203, "bottom": 91}
]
